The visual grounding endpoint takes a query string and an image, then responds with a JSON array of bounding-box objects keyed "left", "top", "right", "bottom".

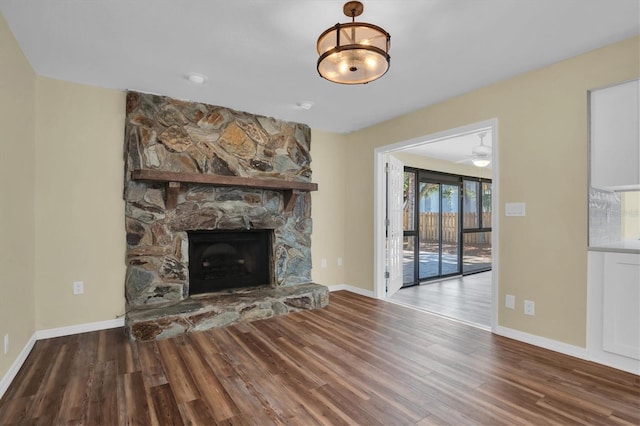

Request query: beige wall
[
  {"left": 0, "top": 13, "right": 36, "bottom": 379},
  {"left": 310, "top": 130, "right": 347, "bottom": 286},
  {"left": 34, "top": 77, "right": 126, "bottom": 329},
  {"left": 343, "top": 36, "right": 640, "bottom": 347}
]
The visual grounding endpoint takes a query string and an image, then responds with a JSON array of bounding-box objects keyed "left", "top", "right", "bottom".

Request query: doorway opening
[{"left": 374, "top": 119, "right": 498, "bottom": 330}]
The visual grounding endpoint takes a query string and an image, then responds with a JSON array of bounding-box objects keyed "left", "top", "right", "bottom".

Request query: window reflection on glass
[
  {"left": 463, "top": 180, "right": 479, "bottom": 229},
  {"left": 403, "top": 172, "right": 415, "bottom": 231},
  {"left": 402, "top": 236, "right": 415, "bottom": 285},
  {"left": 482, "top": 182, "right": 492, "bottom": 228}
]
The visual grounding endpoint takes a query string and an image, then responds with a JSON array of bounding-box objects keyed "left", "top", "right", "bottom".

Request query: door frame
[{"left": 373, "top": 119, "right": 499, "bottom": 332}]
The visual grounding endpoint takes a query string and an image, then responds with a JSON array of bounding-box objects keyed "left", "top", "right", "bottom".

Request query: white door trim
[
  {"left": 373, "top": 119, "right": 499, "bottom": 332},
  {"left": 385, "top": 153, "right": 405, "bottom": 298}
]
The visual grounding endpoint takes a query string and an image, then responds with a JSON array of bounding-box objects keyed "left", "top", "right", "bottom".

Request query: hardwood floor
[
  {"left": 1, "top": 291, "right": 638, "bottom": 425},
  {"left": 391, "top": 271, "right": 492, "bottom": 327}
]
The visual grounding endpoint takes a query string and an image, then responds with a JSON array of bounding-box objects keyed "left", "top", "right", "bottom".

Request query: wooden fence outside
[{"left": 404, "top": 212, "right": 492, "bottom": 244}]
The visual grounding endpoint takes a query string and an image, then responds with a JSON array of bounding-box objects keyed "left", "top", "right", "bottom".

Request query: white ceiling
[
  {"left": 402, "top": 128, "right": 493, "bottom": 168},
  {"left": 0, "top": 0, "right": 638, "bottom": 134}
]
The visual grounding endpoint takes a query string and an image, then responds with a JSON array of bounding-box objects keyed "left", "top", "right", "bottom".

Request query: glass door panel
[
  {"left": 441, "top": 184, "right": 460, "bottom": 276},
  {"left": 402, "top": 170, "right": 417, "bottom": 287},
  {"left": 419, "top": 182, "right": 440, "bottom": 279},
  {"left": 462, "top": 179, "right": 492, "bottom": 275},
  {"left": 402, "top": 236, "right": 416, "bottom": 286},
  {"left": 403, "top": 172, "right": 415, "bottom": 231},
  {"left": 463, "top": 180, "right": 479, "bottom": 229},
  {"left": 463, "top": 231, "right": 492, "bottom": 273},
  {"left": 482, "top": 181, "right": 492, "bottom": 228}
]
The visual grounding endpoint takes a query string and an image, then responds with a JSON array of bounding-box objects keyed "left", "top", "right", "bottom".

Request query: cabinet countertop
[{"left": 589, "top": 240, "right": 640, "bottom": 254}]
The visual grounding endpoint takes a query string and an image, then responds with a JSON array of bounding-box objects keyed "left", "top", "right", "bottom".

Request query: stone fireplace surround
[{"left": 124, "top": 92, "right": 328, "bottom": 341}]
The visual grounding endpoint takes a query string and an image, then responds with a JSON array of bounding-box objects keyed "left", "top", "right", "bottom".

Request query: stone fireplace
[{"left": 123, "top": 92, "right": 328, "bottom": 341}]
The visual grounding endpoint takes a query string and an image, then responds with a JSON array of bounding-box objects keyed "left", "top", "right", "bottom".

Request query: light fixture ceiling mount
[
  {"left": 317, "top": 1, "right": 391, "bottom": 85},
  {"left": 186, "top": 72, "right": 208, "bottom": 85},
  {"left": 471, "top": 132, "right": 491, "bottom": 168}
]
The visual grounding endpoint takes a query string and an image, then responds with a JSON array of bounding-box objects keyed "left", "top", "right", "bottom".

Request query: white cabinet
[
  {"left": 602, "top": 252, "right": 640, "bottom": 360},
  {"left": 587, "top": 251, "right": 640, "bottom": 374},
  {"left": 589, "top": 79, "right": 640, "bottom": 191}
]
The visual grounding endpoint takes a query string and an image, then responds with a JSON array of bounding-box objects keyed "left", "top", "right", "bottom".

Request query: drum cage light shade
[{"left": 316, "top": 2, "right": 391, "bottom": 85}]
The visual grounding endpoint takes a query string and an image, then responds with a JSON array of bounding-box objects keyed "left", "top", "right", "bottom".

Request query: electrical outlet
[
  {"left": 321, "top": 259, "right": 327, "bottom": 268},
  {"left": 73, "top": 281, "right": 84, "bottom": 295},
  {"left": 4, "top": 334, "right": 8, "bottom": 355},
  {"left": 337, "top": 257, "right": 343, "bottom": 266},
  {"left": 524, "top": 300, "right": 535, "bottom": 316},
  {"left": 505, "top": 294, "right": 515, "bottom": 310}
]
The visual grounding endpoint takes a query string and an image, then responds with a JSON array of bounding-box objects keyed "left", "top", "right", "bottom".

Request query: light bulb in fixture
[{"left": 472, "top": 157, "right": 491, "bottom": 168}]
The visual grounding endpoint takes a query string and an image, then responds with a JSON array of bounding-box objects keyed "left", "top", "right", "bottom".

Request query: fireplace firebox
[{"left": 188, "top": 229, "right": 273, "bottom": 295}]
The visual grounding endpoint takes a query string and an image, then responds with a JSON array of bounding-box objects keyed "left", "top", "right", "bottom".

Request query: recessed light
[
  {"left": 296, "top": 101, "right": 314, "bottom": 110},
  {"left": 186, "top": 73, "right": 207, "bottom": 85}
]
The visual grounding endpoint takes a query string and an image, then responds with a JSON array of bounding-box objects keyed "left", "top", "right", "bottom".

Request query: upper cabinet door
[{"left": 589, "top": 79, "right": 640, "bottom": 191}]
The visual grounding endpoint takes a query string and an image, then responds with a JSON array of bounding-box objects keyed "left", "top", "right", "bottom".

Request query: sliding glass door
[
  {"left": 402, "top": 169, "right": 491, "bottom": 287},
  {"left": 418, "top": 181, "right": 461, "bottom": 279},
  {"left": 403, "top": 169, "right": 461, "bottom": 286}
]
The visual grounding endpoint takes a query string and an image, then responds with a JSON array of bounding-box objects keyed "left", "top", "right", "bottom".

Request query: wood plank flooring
[
  {"left": 1, "top": 291, "right": 638, "bottom": 425},
  {"left": 391, "top": 272, "right": 492, "bottom": 327}
]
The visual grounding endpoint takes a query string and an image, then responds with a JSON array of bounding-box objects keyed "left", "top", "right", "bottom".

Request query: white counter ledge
[{"left": 589, "top": 240, "right": 640, "bottom": 254}]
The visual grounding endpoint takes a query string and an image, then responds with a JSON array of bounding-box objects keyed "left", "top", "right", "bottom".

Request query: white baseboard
[
  {"left": 0, "top": 333, "right": 36, "bottom": 399},
  {"left": 328, "top": 284, "right": 375, "bottom": 298},
  {"left": 495, "top": 325, "right": 639, "bottom": 375},
  {"left": 0, "top": 317, "right": 125, "bottom": 400},
  {"left": 494, "top": 326, "right": 589, "bottom": 359},
  {"left": 35, "top": 318, "right": 124, "bottom": 340},
  {"left": 586, "top": 352, "right": 640, "bottom": 375}
]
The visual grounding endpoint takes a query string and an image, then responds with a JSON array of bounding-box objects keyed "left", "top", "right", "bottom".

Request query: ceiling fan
[{"left": 457, "top": 132, "right": 491, "bottom": 167}]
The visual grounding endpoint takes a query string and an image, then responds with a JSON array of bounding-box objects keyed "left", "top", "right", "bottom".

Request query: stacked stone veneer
[{"left": 124, "top": 92, "right": 327, "bottom": 340}]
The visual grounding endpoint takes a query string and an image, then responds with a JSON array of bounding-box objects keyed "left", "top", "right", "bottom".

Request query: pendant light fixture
[{"left": 317, "top": 1, "right": 391, "bottom": 85}]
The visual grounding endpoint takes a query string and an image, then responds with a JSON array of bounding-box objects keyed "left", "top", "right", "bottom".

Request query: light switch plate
[
  {"left": 505, "top": 202, "right": 526, "bottom": 216},
  {"left": 505, "top": 294, "right": 515, "bottom": 310}
]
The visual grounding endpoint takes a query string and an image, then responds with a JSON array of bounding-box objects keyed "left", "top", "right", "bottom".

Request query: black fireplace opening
[{"left": 187, "top": 229, "right": 273, "bottom": 295}]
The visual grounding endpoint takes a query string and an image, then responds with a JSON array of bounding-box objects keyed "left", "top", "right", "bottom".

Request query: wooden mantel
[{"left": 131, "top": 169, "right": 318, "bottom": 211}]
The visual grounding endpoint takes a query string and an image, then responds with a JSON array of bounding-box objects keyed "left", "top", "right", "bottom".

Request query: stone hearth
[
  {"left": 127, "top": 283, "right": 328, "bottom": 341},
  {"left": 123, "top": 92, "right": 327, "bottom": 340}
]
